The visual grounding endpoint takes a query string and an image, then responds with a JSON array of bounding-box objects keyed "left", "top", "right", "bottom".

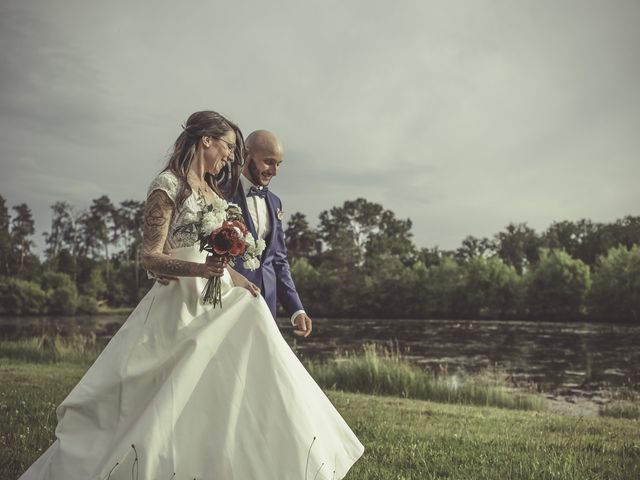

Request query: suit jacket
[{"left": 231, "top": 186, "right": 304, "bottom": 319}]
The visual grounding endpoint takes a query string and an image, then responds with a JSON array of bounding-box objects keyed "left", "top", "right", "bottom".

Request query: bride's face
[{"left": 202, "top": 130, "right": 236, "bottom": 175}]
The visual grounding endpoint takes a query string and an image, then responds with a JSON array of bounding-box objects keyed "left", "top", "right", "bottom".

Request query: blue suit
[{"left": 232, "top": 186, "right": 304, "bottom": 319}]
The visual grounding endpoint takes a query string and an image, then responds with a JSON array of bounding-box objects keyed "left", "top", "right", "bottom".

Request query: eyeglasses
[
  {"left": 216, "top": 138, "right": 235, "bottom": 152},
  {"left": 211, "top": 137, "right": 245, "bottom": 166}
]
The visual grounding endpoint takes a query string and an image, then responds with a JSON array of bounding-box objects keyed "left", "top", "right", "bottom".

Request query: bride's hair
[{"left": 163, "top": 110, "right": 244, "bottom": 206}]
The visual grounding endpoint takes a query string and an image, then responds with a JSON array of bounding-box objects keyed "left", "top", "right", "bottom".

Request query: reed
[
  {"left": 305, "top": 343, "right": 546, "bottom": 411},
  {"left": 0, "top": 335, "right": 100, "bottom": 364},
  {"left": 1, "top": 337, "right": 546, "bottom": 411},
  {"left": 600, "top": 400, "right": 640, "bottom": 420}
]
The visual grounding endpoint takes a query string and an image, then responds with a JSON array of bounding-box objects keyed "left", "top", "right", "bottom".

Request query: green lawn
[{"left": 1, "top": 360, "right": 639, "bottom": 480}]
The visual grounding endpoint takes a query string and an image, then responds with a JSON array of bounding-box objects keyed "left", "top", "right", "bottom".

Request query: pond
[{"left": 1, "top": 315, "right": 638, "bottom": 395}]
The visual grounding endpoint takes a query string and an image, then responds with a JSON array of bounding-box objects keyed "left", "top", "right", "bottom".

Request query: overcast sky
[{"left": 1, "top": 0, "right": 638, "bottom": 254}]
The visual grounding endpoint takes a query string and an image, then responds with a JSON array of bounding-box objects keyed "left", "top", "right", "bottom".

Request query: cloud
[{"left": 0, "top": 0, "right": 638, "bottom": 254}]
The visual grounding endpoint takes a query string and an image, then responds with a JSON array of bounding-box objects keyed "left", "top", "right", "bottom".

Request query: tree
[
  {"left": 610, "top": 216, "right": 640, "bottom": 250},
  {"left": 0, "top": 195, "right": 10, "bottom": 276},
  {"left": 317, "top": 198, "right": 415, "bottom": 269},
  {"left": 0, "top": 196, "right": 8, "bottom": 231},
  {"left": 43, "top": 202, "right": 73, "bottom": 267},
  {"left": 455, "top": 235, "right": 496, "bottom": 264},
  {"left": 62, "top": 207, "right": 86, "bottom": 281},
  {"left": 285, "top": 212, "right": 318, "bottom": 261},
  {"left": 83, "top": 196, "right": 117, "bottom": 283},
  {"left": 42, "top": 202, "right": 90, "bottom": 283},
  {"left": 494, "top": 223, "right": 541, "bottom": 274},
  {"left": 116, "top": 200, "right": 145, "bottom": 262},
  {"left": 526, "top": 249, "right": 591, "bottom": 320},
  {"left": 543, "top": 220, "right": 581, "bottom": 255},
  {"left": 543, "top": 219, "right": 615, "bottom": 267},
  {"left": 589, "top": 245, "right": 640, "bottom": 322},
  {"left": 364, "top": 209, "right": 415, "bottom": 266},
  {"left": 10, "top": 203, "right": 35, "bottom": 277},
  {"left": 115, "top": 200, "right": 145, "bottom": 290},
  {"left": 317, "top": 198, "right": 380, "bottom": 268},
  {"left": 416, "top": 246, "right": 452, "bottom": 267}
]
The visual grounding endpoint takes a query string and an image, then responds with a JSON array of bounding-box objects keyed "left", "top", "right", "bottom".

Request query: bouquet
[{"left": 179, "top": 197, "right": 266, "bottom": 307}]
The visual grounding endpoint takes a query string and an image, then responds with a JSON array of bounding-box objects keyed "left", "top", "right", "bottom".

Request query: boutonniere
[{"left": 276, "top": 208, "right": 284, "bottom": 221}]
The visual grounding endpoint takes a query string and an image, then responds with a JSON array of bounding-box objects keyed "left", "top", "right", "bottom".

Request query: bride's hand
[
  {"left": 235, "top": 276, "right": 261, "bottom": 297},
  {"left": 199, "top": 256, "right": 225, "bottom": 278}
]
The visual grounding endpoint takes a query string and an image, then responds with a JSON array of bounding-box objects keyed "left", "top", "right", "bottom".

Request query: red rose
[
  {"left": 230, "top": 219, "right": 249, "bottom": 237},
  {"left": 207, "top": 222, "right": 247, "bottom": 256}
]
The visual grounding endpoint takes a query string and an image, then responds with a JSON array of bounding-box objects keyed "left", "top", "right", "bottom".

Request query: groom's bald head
[
  {"left": 243, "top": 130, "right": 284, "bottom": 187},
  {"left": 245, "top": 130, "right": 283, "bottom": 155}
]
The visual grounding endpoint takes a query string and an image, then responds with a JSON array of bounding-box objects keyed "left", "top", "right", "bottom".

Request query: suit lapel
[
  {"left": 234, "top": 189, "right": 258, "bottom": 240},
  {"left": 264, "top": 192, "right": 277, "bottom": 252}
]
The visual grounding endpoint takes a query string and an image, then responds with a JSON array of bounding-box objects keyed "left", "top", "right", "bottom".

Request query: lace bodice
[{"left": 146, "top": 171, "right": 204, "bottom": 250}]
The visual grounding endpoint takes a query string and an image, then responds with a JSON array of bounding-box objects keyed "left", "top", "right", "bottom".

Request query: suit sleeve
[{"left": 272, "top": 198, "right": 305, "bottom": 316}]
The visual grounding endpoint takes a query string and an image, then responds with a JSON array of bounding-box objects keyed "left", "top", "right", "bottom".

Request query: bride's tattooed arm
[{"left": 141, "top": 190, "right": 222, "bottom": 279}]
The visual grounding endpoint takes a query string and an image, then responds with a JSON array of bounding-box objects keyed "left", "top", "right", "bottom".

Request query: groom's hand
[{"left": 293, "top": 313, "right": 312, "bottom": 337}]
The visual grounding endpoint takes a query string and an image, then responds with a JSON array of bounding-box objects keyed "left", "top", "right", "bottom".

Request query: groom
[{"left": 232, "top": 130, "right": 312, "bottom": 338}]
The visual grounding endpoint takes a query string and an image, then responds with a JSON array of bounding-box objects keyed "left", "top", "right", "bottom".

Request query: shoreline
[{"left": 1, "top": 312, "right": 639, "bottom": 325}]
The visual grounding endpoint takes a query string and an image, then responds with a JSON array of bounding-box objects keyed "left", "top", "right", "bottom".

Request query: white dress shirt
[
  {"left": 240, "top": 174, "right": 270, "bottom": 241},
  {"left": 240, "top": 174, "right": 305, "bottom": 325}
]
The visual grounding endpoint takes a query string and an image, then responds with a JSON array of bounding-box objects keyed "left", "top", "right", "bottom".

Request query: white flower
[
  {"left": 243, "top": 257, "right": 260, "bottom": 271},
  {"left": 244, "top": 233, "right": 256, "bottom": 248},
  {"left": 244, "top": 235, "right": 266, "bottom": 257},
  {"left": 201, "top": 211, "right": 225, "bottom": 234},
  {"left": 210, "top": 196, "right": 228, "bottom": 214}
]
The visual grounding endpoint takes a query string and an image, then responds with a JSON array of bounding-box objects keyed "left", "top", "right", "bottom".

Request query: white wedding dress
[{"left": 19, "top": 172, "right": 364, "bottom": 480}]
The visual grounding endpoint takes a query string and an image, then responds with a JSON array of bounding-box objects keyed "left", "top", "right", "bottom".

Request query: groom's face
[{"left": 245, "top": 146, "right": 283, "bottom": 187}]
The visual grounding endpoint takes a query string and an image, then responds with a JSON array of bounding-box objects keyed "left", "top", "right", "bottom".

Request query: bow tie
[{"left": 247, "top": 186, "right": 268, "bottom": 199}]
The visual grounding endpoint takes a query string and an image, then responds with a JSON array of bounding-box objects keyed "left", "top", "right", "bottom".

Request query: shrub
[
  {"left": 589, "top": 245, "right": 640, "bottom": 322},
  {"left": 41, "top": 271, "right": 79, "bottom": 315},
  {"left": 459, "top": 256, "right": 523, "bottom": 318},
  {"left": 525, "top": 249, "right": 591, "bottom": 320},
  {"left": 423, "top": 257, "right": 465, "bottom": 317},
  {"left": 0, "top": 277, "right": 46, "bottom": 315},
  {"left": 77, "top": 295, "right": 99, "bottom": 315}
]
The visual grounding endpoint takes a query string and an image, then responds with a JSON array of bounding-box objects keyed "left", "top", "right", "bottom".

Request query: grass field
[{"left": 2, "top": 359, "right": 639, "bottom": 480}]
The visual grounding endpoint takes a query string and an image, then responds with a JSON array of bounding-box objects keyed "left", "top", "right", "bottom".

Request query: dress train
[{"left": 19, "top": 246, "right": 364, "bottom": 480}]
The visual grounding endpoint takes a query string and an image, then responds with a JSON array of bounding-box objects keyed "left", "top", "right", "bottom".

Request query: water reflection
[
  {"left": 1, "top": 316, "right": 638, "bottom": 393},
  {"left": 278, "top": 318, "right": 640, "bottom": 394}
]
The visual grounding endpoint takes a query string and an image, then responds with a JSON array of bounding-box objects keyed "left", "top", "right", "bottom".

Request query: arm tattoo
[{"left": 142, "top": 190, "right": 203, "bottom": 278}]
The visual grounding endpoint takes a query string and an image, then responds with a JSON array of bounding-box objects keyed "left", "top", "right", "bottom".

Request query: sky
[{"left": 1, "top": 0, "right": 638, "bottom": 255}]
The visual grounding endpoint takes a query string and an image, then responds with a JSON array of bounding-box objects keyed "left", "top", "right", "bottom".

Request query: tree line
[
  {"left": 1, "top": 194, "right": 639, "bottom": 322},
  {"left": 0, "top": 195, "right": 147, "bottom": 315}
]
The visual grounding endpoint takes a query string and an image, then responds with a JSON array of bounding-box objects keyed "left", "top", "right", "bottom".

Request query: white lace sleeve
[{"left": 147, "top": 171, "right": 180, "bottom": 203}]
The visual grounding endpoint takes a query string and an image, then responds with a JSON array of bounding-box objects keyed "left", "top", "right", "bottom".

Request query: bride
[{"left": 19, "top": 111, "right": 364, "bottom": 480}]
